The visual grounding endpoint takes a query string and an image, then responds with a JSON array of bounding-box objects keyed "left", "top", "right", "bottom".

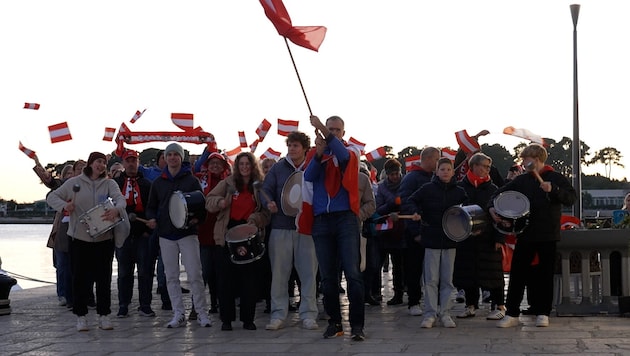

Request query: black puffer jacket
[{"left": 407, "top": 175, "right": 467, "bottom": 249}]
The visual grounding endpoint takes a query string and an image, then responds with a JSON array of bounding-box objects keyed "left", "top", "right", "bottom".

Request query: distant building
[{"left": 585, "top": 189, "right": 628, "bottom": 209}]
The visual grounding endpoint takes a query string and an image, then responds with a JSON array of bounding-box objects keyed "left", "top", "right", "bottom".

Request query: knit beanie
[
  {"left": 87, "top": 152, "right": 107, "bottom": 166},
  {"left": 164, "top": 142, "right": 184, "bottom": 159}
]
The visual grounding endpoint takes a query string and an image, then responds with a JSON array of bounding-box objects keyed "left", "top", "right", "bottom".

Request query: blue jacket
[
  {"left": 399, "top": 167, "right": 434, "bottom": 238},
  {"left": 304, "top": 135, "right": 351, "bottom": 216},
  {"left": 407, "top": 175, "right": 468, "bottom": 249},
  {"left": 262, "top": 157, "right": 305, "bottom": 230}
]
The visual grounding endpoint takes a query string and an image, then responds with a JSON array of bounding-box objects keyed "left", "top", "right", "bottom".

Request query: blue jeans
[
  {"left": 312, "top": 211, "right": 364, "bottom": 328},
  {"left": 115, "top": 234, "right": 155, "bottom": 309},
  {"left": 54, "top": 249, "right": 72, "bottom": 304},
  {"left": 423, "top": 248, "right": 456, "bottom": 318}
]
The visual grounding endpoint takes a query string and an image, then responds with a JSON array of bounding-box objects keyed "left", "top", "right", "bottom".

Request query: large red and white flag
[
  {"left": 18, "top": 141, "right": 36, "bottom": 159},
  {"left": 171, "top": 113, "right": 194, "bottom": 131},
  {"left": 130, "top": 109, "right": 146, "bottom": 123},
  {"left": 225, "top": 146, "right": 242, "bottom": 165},
  {"left": 503, "top": 126, "right": 545, "bottom": 145},
  {"left": 238, "top": 131, "right": 248, "bottom": 148},
  {"left": 348, "top": 137, "right": 366, "bottom": 154},
  {"left": 277, "top": 119, "right": 299, "bottom": 136},
  {"left": 405, "top": 155, "right": 421, "bottom": 170},
  {"left": 441, "top": 147, "right": 457, "bottom": 161},
  {"left": 24, "top": 102, "right": 40, "bottom": 110},
  {"left": 48, "top": 122, "right": 72, "bottom": 143},
  {"left": 255, "top": 119, "right": 272, "bottom": 140},
  {"left": 260, "top": 147, "right": 282, "bottom": 161},
  {"left": 103, "top": 127, "right": 116, "bottom": 142},
  {"left": 365, "top": 147, "right": 387, "bottom": 162},
  {"left": 455, "top": 129, "right": 480, "bottom": 154},
  {"left": 259, "top": 0, "right": 327, "bottom": 52}
]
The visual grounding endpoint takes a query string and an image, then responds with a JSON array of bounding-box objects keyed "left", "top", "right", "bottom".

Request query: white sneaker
[
  {"left": 420, "top": 316, "right": 435, "bottom": 328},
  {"left": 496, "top": 315, "right": 519, "bottom": 328},
  {"left": 441, "top": 315, "right": 456, "bottom": 328},
  {"left": 456, "top": 306, "right": 476, "bottom": 318},
  {"left": 76, "top": 316, "right": 89, "bottom": 332},
  {"left": 535, "top": 315, "right": 549, "bottom": 327},
  {"left": 166, "top": 314, "right": 186, "bottom": 328},
  {"left": 198, "top": 315, "right": 212, "bottom": 327},
  {"left": 302, "top": 318, "right": 318, "bottom": 330},
  {"left": 98, "top": 315, "right": 113, "bottom": 330},
  {"left": 486, "top": 308, "right": 506, "bottom": 320},
  {"left": 265, "top": 318, "right": 285, "bottom": 330},
  {"left": 408, "top": 305, "right": 423, "bottom": 316}
]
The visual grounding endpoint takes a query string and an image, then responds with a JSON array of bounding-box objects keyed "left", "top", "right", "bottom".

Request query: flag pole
[{"left": 284, "top": 37, "right": 313, "bottom": 116}]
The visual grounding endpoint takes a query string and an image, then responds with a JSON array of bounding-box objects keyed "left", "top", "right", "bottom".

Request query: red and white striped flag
[
  {"left": 503, "top": 126, "right": 545, "bottom": 145},
  {"left": 255, "top": 119, "right": 272, "bottom": 140},
  {"left": 48, "top": 122, "right": 72, "bottom": 143},
  {"left": 259, "top": 0, "right": 327, "bottom": 52},
  {"left": 130, "top": 109, "right": 146, "bottom": 123},
  {"left": 455, "top": 130, "right": 480, "bottom": 154},
  {"left": 249, "top": 139, "right": 260, "bottom": 153},
  {"left": 18, "top": 141, "right": 36, "bottom": 159},
  {"left": 365, "top": 147, "right": 387, "bottom": 162},
  {"left": 171, "top": 113, "right": 194, "bottom": 131},
  {"left": 348, "top": 137, "right": 366, "bottom": 154},
  {"left": 405, "top": 155, "right": 420, "bottom": 170},
  {"left": 24, "top": 102, "right": 40, "bottom": 110},
  {"left": 238, "top": 131, "right": 248, "bottom": 148},
  {"left": 260, "top": 147, "right": 282, "bottom": 161},
  {"left": 103, "top": 127, "right": 116, "bottom": 141},
  {"left": 441, "top": 147, "right": 457, "bottom": 161},
  {"left": 375, "top": 217, "right": 394, "bottom": 231},
  {"left": 225, "top": 146, "right": 242, "bottom": 165},
  {"left": 277, "top": 119, "right": 299, "bottom": 136}
]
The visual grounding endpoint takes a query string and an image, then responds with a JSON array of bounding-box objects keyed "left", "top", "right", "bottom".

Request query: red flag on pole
[
  {"left": 348, "top": 137, "right": 366, "bottom": 154},
  {"left": 130, "top": 109, "right": 146, "bottom": 123},
  {"left": 405, "top": 155, "right": 421, "bottom": 170},
  {"left": 259, "top": 0, "right": 327, "bottom": 52},
  {"left": 225, "top": 146, "right": 242, "bottom": 165},
  {"left": 277, "top": 119, "right": 299, "bottom": 136},
  {"left": 48, "top": 122, "right": 72, "bottom": 143},
  {"left": 103, "top": 127, "right": 116, "bottom": 141},
  {"left": 255, "top": 119, "right": 272, "bottom": 140},
  {"left": 503, "top": 126, "right": 545, "bottom": 145},
  {"left": 455, "top": 130, "right": 480, "bottom": 154},
  {"left": 238, "top": 131, "right": 248, "bottom": 148},
  {"left": 441, "top": 147, "right": 457, "bottom": 161},
  {"left": 260, "top": 147, "right": 282, "bottom": 161},
  {"left": 365, "top": 147, "right": 387, "bottom": 162},
  {"left": 171, "top": 113, "right": 194, "bottom": 131},
  {"left": 18, "top": 141, "right": 36, "bottom": 159},
  {"left": 24, "top": 102, "right": 40, "bottom": 110}
]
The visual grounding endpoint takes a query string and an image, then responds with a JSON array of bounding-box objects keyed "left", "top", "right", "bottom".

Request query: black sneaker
[
  {"left": 117, "top": 306, "right": 129, "bottom": 318},
  {"left": 138, "top": 306, "right": 156, "bottom": 317},
  {"left": 221, "top": 322, "right": 233, "bottom": 331},
  {"left": 351, "top": 327, "right": 365, "bottom": 341},
  {"left": 323, "top": 323, "right": 343, "bottom": 339}
]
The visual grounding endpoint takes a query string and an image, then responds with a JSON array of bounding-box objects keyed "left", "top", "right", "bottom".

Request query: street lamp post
[{"left": 570, "top": 4, "right": 582, "bottom": 220}]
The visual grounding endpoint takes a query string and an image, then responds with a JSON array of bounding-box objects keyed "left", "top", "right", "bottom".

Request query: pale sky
[{"left": 2, "top": 0, "right": 629, "bottom": 203}]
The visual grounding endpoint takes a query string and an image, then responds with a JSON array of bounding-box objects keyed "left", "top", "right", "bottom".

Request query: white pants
[
  {"left": 160, "top": 235, "right": 208, "bottom": 318},
  {"left": 423, "top": 248, "right": 456, "bottom": 318}
]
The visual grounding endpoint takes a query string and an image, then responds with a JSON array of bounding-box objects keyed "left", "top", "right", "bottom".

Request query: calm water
[{"left": 0, "top": 224, "right": 117, "bottom": 290}]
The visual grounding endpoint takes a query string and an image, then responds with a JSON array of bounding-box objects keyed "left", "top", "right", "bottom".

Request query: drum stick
[
  {"left": 128, "top": 212, "right": 149, "bottom": 224},
  {"left": 252, "top": 181, "right": 273, "bottom": 204},
  {"left": 72, "top": 184, "right": 80, "bottom": 202},
  {"left": 388, "top": 213, "right": 416, "bottom": 221},
  {"left": 525, "top": 162, "right": 544, "bottom": 184}
]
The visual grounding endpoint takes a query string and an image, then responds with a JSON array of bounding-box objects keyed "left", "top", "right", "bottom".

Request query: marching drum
[
  {"left": 225, "top": 224, "right": 265, "bottom": 264},
  {"left": 493, "top": 191, "right": 530, "bottom": 235},
  {"left": 79, "top": 198, "right": 123, "bottom": 238},
  {"left": 281, "top": 171, "right": 303, "bottom": 217},
  {"left": 169, "top": 190, "right": 206, "bottom": 229},
  {"left": 442, "top": 204, "right": 487, "bottom": 242}
]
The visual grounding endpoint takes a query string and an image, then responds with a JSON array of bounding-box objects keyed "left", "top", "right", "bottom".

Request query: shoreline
[{"left": 0, "top": 217, "right": 53, "bottom": 224}]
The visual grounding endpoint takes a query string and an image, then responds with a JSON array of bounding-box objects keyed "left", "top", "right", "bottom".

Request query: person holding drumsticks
[
  {"left": 490, "top": 143, "right": 576, "bottom": 328},
  {"left": 205, "top": 152, "right": 270, "bottom": 331},
  {"left": 47, "top": 152, "right": 127, "bottom": 332},
  {"left": 145, "top": 143, "right": 211, "bottom": 329}
]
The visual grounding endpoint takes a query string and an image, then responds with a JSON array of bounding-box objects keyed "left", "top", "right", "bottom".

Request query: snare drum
[
  {"left": 442, "top": 204, "right": 487, "bottom": 242},
  {"left": 169, "top": 190, "right": 206, "bottom": 229},
  {"left": 79, "top": 198, "right": 123, "bottom": 238},
  {"left": 225, "top": 224, "right": 265, "bottom": 264},
  {"left": 493, "top": 191, "right": 530, "bottom": 235}
]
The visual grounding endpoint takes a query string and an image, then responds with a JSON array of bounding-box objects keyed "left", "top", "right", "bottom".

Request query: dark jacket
[
  {"left": 375, "top": 177, "right": 405, "bottom": 249},
  {"left": 407, "top": 175, "right": 468, "bottom": 249},
  {"left": 146, "top": 162, "right": 205, "bottom": 240},
  {"left": 114, "top": 171, "right": 152, "bottom": 238},
  {"left": 488, "top": 168, "right": 576, "bottom": 242},
  {"left": 399, "top": 167, "right": 434, "bottom": 239}
]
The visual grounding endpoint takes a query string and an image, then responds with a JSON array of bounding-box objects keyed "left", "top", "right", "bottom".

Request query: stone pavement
[{"left": 2, "top": 273, "right": 630, "bottom": 355}]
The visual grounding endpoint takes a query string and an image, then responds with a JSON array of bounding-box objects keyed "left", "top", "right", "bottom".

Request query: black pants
[
  {"left": 218, "top": 246, "right": 261, "bottom": 324},
  {"left": 403, "top": 239, "right": 424, "bottom": 306},
  {"left": 71, "top": 238, "right": 114, "bottom": 316}
]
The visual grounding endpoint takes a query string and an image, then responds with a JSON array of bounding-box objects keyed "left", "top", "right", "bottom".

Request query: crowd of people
[{"left": 36, "top": 116, "right": 580, "bottom": 340}]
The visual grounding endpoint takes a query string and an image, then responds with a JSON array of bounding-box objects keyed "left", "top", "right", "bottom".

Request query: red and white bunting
[
  {"left": 503, "top": 126, "right": 545, "bottom": 145},
  {"left": 103, "top": 127, "right": 116, "bottom": 141},
  {"left": 365, "top": 147, "right": 387, "bottom": 162},
  {"left": 277, "top": 119, "right": 299, "bottom": 136},
  {"left": 455, "top": 130, "right": 480, "bottom": 154},
  {"left": 441, "top": 148, "right": 457, "bottom": 161},
  {"left": 225, "top": 146, "right": 242, "bottom": 165},
  {"left": 24, "top": 102, "right": 40, "bottom": 110},
  {"left": 238, "top": 131, "right": 248, "bottom": 148},
  {"left": 255, "top": 119, "right": 272, "bottom": 140},
  {"left": 260, "top": 147, "right": 282, "bottom": 161},
  {"left": 404, "top": 155, "right": 421, "bottom": 170},
  {"left": 18, "top": 141, "right": 36, "bottom": 159},
  {"left": 171, "top": 113, "right": 194, "bottom": 131},
  {"left": 130, "top": 109, "right": 146, "bottom": 123},
  {"left": 348, "top": 137, "right": 366, "bottom": 154},
  {"left": 48, "top": 122, "right": 72, "bottom": 143}
]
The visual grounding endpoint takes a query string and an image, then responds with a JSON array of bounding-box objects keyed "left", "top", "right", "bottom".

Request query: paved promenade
[{"left": 2, "top": 274, "right": 630, "bottom": 355}]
